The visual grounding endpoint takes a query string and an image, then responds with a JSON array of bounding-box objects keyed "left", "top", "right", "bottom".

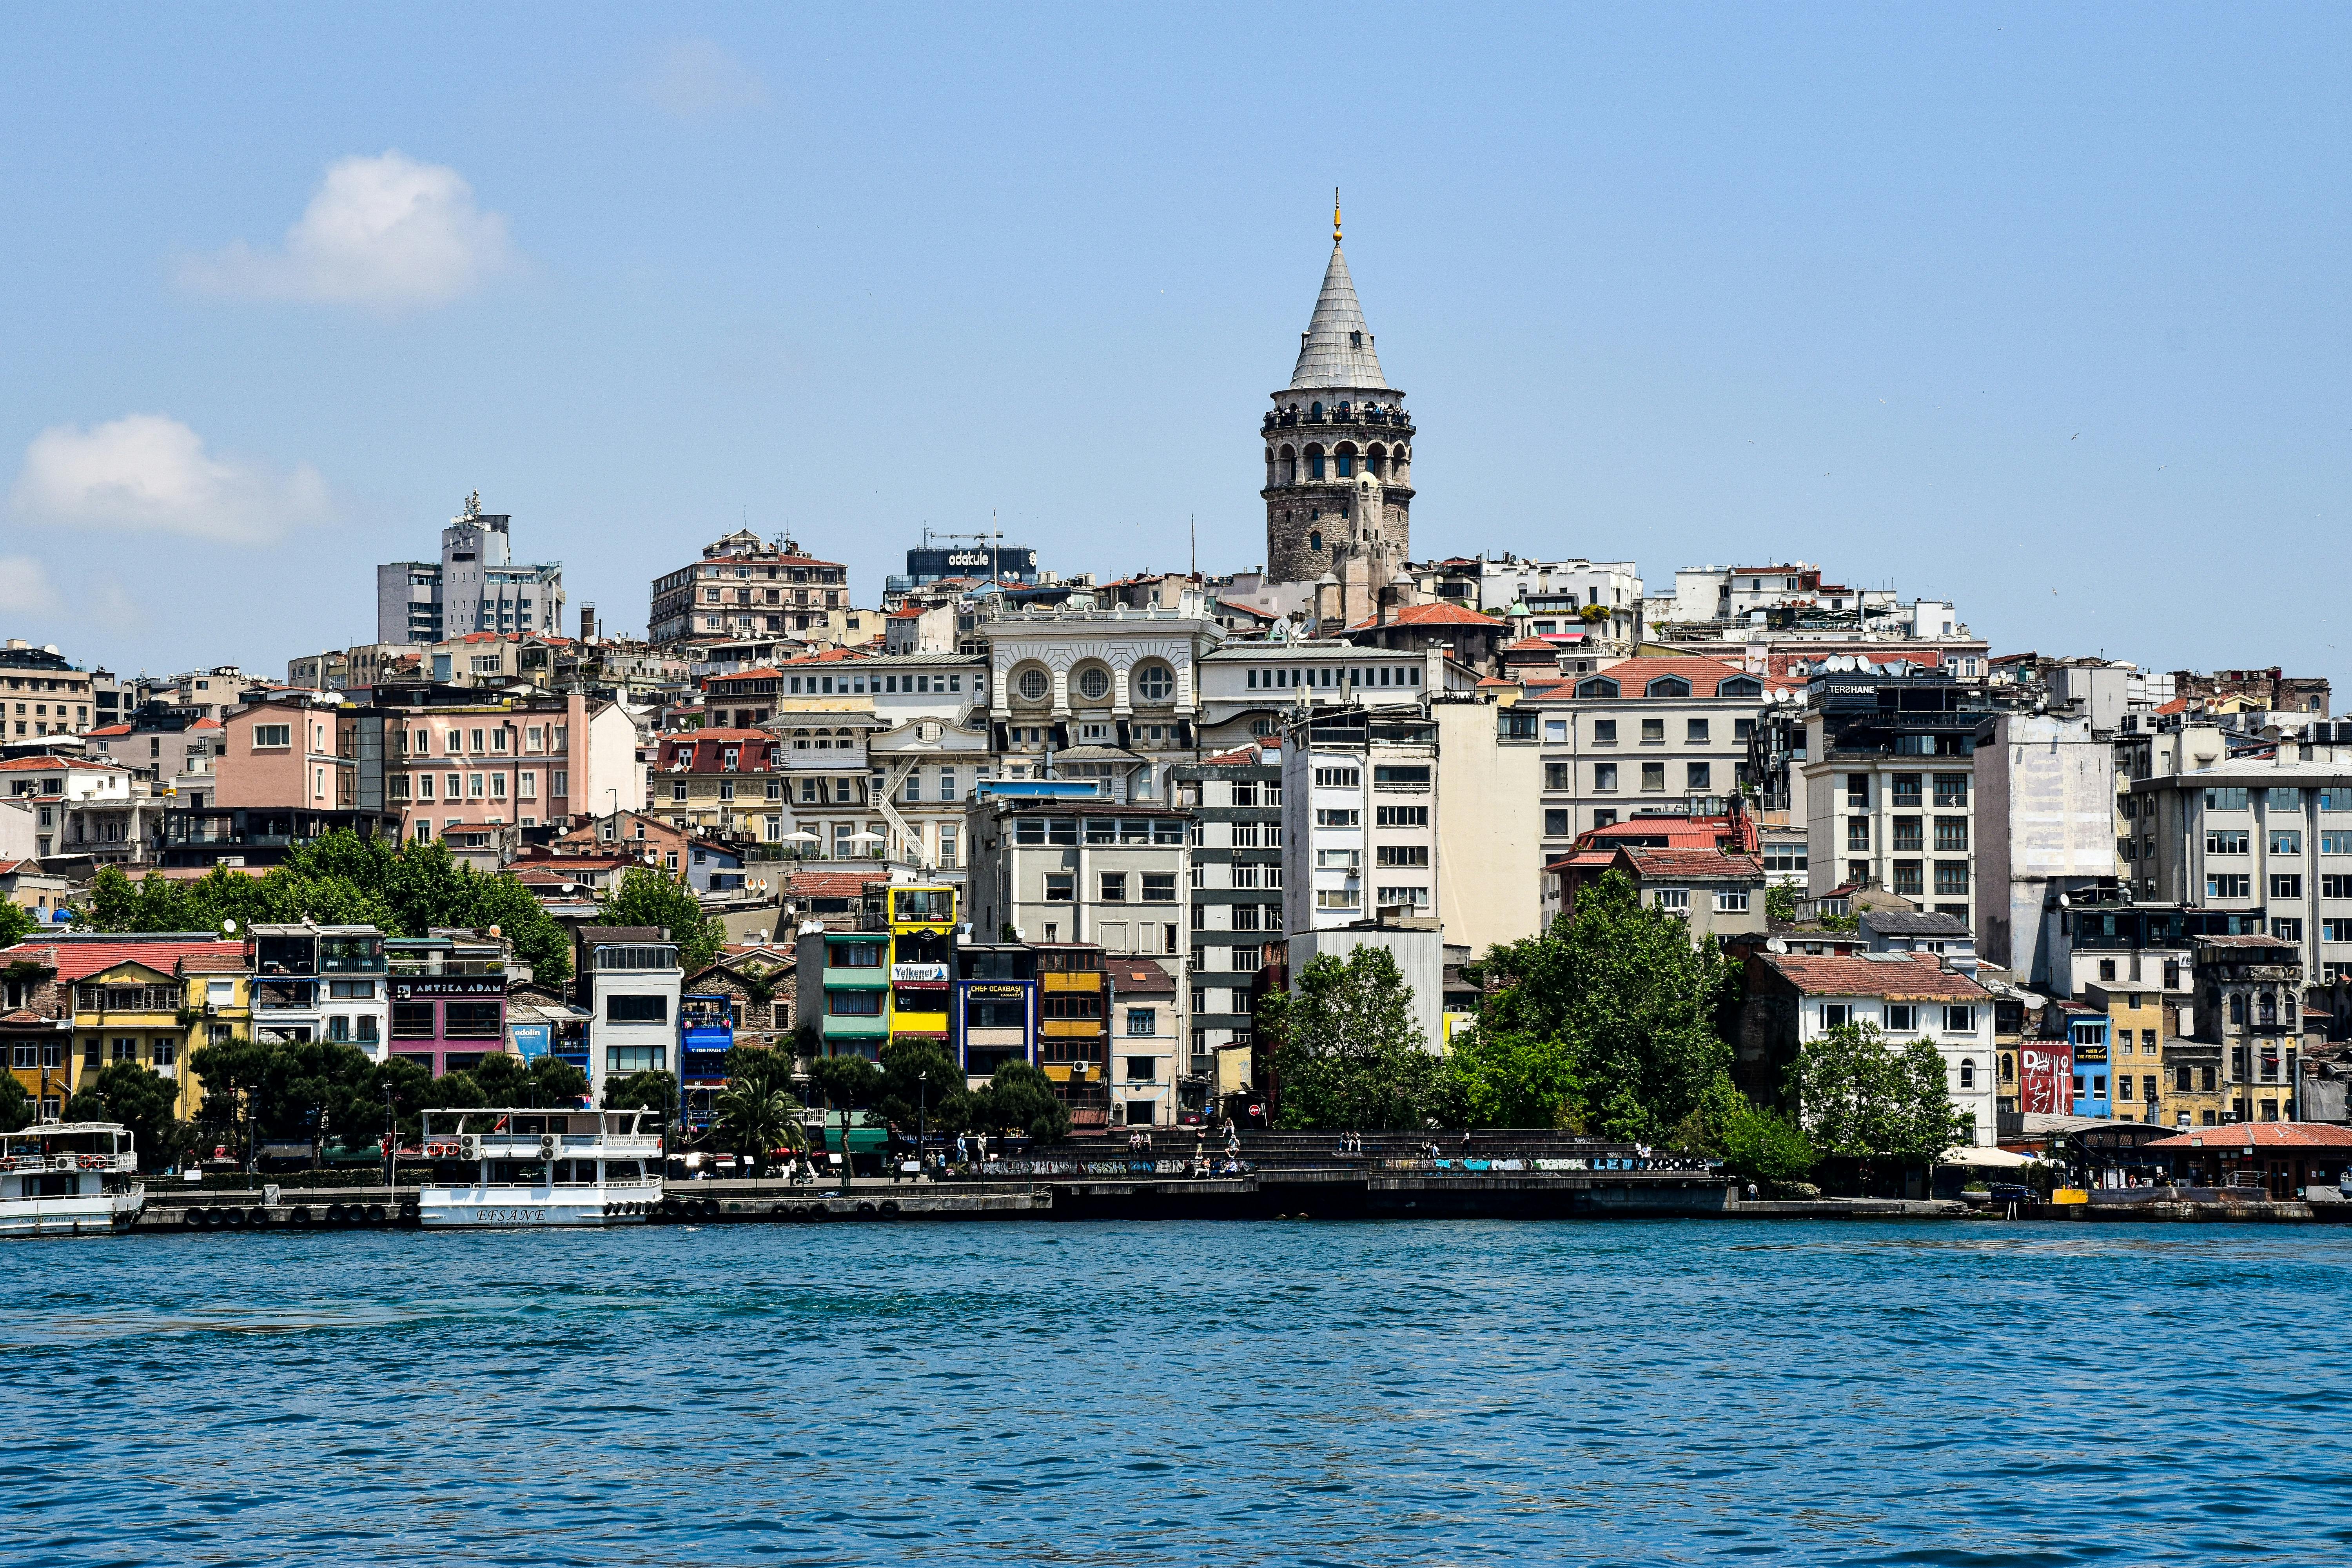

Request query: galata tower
[{"left": 1260, "top": 198, "right": 1415, "bottom": 586}]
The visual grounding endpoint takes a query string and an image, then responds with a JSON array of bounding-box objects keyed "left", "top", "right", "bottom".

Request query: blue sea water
[{"left": 4, "top": 1218, "right": 2349, "bottom": 1566}]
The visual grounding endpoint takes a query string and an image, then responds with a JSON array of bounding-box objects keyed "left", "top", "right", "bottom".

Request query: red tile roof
[
  {"left": 1109, "top": 957, "right": 1176, "bottom": 994},
  {"left": 1352, "top": 601, "right": 1500, "bottom": 630},
  {"left": 1621, "top": 847, "right": 1764, "bottom": 881},
  {"left": 0, "top": 937, "right": 247, "bottom": 983},
  {"left": 0, "top": 755, "right": 126, "bottom": 773},
  {"left": 1198, "top": 742, "right": 1279, "bottom": 766},
  {"left": 786, "top": 870, "right": 889, "bottom": 898},
  {"left": 1756, "top": 950, "right": 1988, "bottom": 1000},
  {"left": 84, "top": 724, "right": 133, "bottom": 737},
  {"left": 2143, "top": 1123, "right": 2352, "bottom": 1151},
  {"left": 1525, "top": 655, "right": 1796, "bottom": 700}
]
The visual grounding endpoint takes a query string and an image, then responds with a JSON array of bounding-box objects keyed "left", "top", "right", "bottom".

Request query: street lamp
[{"left": 918, "top": 1069, "right": 928, "bottom": 1180}]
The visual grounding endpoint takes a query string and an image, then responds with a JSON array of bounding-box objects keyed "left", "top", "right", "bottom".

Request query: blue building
[
  {"left": 952, "top": 944, "right": 1037, "bottom": 1084},
  {"left": 2064, "top": 1009, "right": 2112, "bottom": 1117},
  {"left": 679, "top": 991, "right": 735, "bottom": 1130},
  {"left": 685, "top": 838, "right": 747, "bottom": 895}
]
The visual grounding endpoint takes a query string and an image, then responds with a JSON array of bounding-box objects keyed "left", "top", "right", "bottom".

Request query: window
[
  {"left": 1944, "top": 1005, "right": 1976, "bottom": 1034},
  {"left": 1316, "top": 889, "right": 1359, "bottom": 909},
  {"left": 1317, "top": 848, "right": 1359, "bottom": 869},
  {"left": 1099, "top": 872, "right": 1128, "bottom": 902},
  {"left": 1935, "top": 862, "right": 1970, "bottom": 896},
  {"left": 1641, "top": 719, "right": 1665, "bottom": 744},
  {"left": 1892, "top": 817, "right": 1924, "bottom": 852},
  {"left": 2272, "top": 918, "right": 2303, "bottom": 942},
  {"left": 1544, "top": 763, "right": 1571, "bottom": 791},
  {"left": 2270, "top": 874, "right": 2303, "bottom": 900},
  {"left": 1315, "top": 808, "right": 1359, "bottom": 828},
  {"left": 1889, "top": 774, "right": 1922, "bottom": 808},
  {"left": 1641, "top": 763, "right": 1665, "bottom": 791},
  {"left": 1076, "top": 667, "right": 1111, "bottom": 701},
  {"left": 1935, "top": 817, "right": 1969, "bottom": 852},
  {"left": 1314, "top": 768, "right": 1360, "bottom": 788},
  {"left": 2207, "top": 829, "right": 2250, "bottom": 855},
  {"left": 1820, "top": 1003, "right": 1851, "bottom": 1029},
  {"left": 1134, "top": 664, "right": 1174, "bottom": 702},
  {"left": 1959, "top": 1061, "right": 1976, "bottom": 1090},
  {"left": 1685, "top": 762, "right": 1711, "bottom": 791},
  {"left": 1373, "top": 765, "right": 1430, "bottom": 785},
  {"left": 1848, "top": 817, "right": 1872, "bottom": 852},
  {"left": 1375, "top": 845, "right": 1430, "bottom": 867},
  {"left": 1645, "top": 676, "right": 1691, "bottom": 699},
  {"left": 2203, "top": 787, "right": 2249, "bottom": 811},
  {"left": 1044, "top": 874, "right": 1074, "bottom": 902},
  {"left": 1141, "top": 875, "right": 1177, "bottom": 903},
  {"left": 1653, "top": 888, "right": 1690, "bottom": 912},
  {"left": 1847, "top": 773, "right": 1870, "bottom": 808},
  {"left": 1713, "top": 889, "right": 1749, "bottom": 913},
  {"left": 1375, "top": 805, "right": 1428, "bottom": 826},
  {"left": 1544, "top": 809, "right": 1570, "bottom": 837},
  {"left": 2208, "top": 873, "right": 2251, "bottom": 899},
  {"left": 2324, "top": 877, "right": 2352, "bottom": 900},
  {"left": 1593, "top": 763, "right": 1619, "bottom": 792},
  {"left": 606, "top": 1046, "right": 666, "bottom": 1074},
  {"left": 1686, "top": 719, "right": 1709, "bottom": 744},
  {"left": 2267, "top": 788, "right": 2303, "bottom": 813},
  {"left": 1591, "top": 719, "right": 1617, "bottom": 744},
  {"left": 1886, "top": 1004, "right": 1917, "bottom": 1032},
  {"left": 1017, "top": 668, "right": 1049, "bottom": 701},
  {"left": 252, "top": 724, "right": 291, "bottom": 749},
  {"left": 1376, "top": 886, "right": 1430, "bottom": 908},
  {"left": 1933, "top": 774, "right": 1969, "bottom": 808},
  {"left": 2271, "top": 831, "right": 2303, "bottom": 855},
  {"left": 1577, "top": 678, "right": 1620, "bottom": 701},
  {"left": 445, "top": 1001, "right": 503, "bottom": 1037}
]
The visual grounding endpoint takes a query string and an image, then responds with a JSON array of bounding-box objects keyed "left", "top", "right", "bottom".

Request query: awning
[{"left": 1940, "top": 1145, "right": 2038, "bottom": 1167}]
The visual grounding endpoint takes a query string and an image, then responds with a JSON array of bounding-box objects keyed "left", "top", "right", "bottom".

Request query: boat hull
[
  {"left": 418, "top": 1180, "right": 663, "bottom": 1229},
  {"left": 0, "top": 1188, "right": 146, "bottom": 1238}
]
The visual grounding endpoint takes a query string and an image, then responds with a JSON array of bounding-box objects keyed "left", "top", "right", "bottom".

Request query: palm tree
[{"left": 713, "top": 1079, "right": 807, "bottom": 1177}]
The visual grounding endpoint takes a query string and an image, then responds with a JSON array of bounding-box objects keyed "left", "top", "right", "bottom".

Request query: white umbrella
[
  {"left": 844, "top": 830, "right": 885, "bottom": 844},
  {"left": 1940, "top": 1145, "right": 2037, "bottom": 1167},
  {"left": 780, "top": 830, "right": 822, "bottom": 844}
]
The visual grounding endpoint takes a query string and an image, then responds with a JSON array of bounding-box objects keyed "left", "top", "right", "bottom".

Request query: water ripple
[{"left": 4, "top": 1220, "right": 2349, "bottom": 1565}]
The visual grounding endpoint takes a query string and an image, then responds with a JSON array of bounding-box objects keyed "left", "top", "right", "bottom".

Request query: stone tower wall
[{"left": 1260, "top": 401, "right": 1415, "bottom": 584}]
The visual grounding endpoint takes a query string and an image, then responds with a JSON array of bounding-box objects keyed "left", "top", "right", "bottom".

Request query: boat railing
[{"left": 0, "top": 1152, "right": 137, "bottom": 1173}]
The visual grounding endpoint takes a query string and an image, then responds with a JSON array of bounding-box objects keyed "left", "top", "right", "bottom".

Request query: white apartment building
[
  {"left": 577, "top": 926, "right": 683, "bottom": 1103},
  {"left": 1474, "top": 555, "right": 1644, "bottom": 648},
  {"left": 1974, "top": 712, "right": 2122, "bottom": 985},
  {"left": 1282, "top": 706, "right": 1439, "bottom": 932},
  {"left": 375, "top": 496, "right": 564, "bottom": 646},
  {"left": 1196, "top": 641, "right": 1459, "bottom": 753},
  {"left": 1746, "top": 949, "right": 1999, "bottom": 1146},
  {"left": 1797, "top": 673, "right": 1990, "bottom": 923},
  {"left": 980, "top": 601, "right": 1223, "bottom": 804},
  {"left": 1172, "top": 746, "right": 1285, "bottom": 1079}
]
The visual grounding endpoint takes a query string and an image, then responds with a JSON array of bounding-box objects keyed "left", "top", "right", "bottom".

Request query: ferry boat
[
  {"left": 416, "top": 1107, "right": 663, "bottom": 1228},
  {"left": 0, "top": 1122, "right": 145, "bottom": 1237}
]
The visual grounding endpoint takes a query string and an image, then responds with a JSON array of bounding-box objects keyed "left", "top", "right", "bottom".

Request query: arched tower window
[
  {"left": 1335, "top": 442, "right": 1357, "bottom": 478},
  {"left": 1368, "top": 443, "right": 1387, "bottom": 477},
  {"left": 1278, "top": 445, "right": 1296, "bottom": 485},
  {"left": 1306, "top": 443, "right": 1325, "bottom": 480},
  {"left": 1310, "top": 401, "right": 1323, "bottom": 420},
  {"left": 1310, "top": 532, "right": 1323, "bottom": 552}
]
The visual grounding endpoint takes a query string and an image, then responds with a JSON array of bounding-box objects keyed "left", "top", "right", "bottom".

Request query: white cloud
[
  {"left": 9, "top": 414, "right": 331, "bottom": 544},
  {"left": 0, "top": 556, "right": 60, "bottom": 616},
  {"left": 639, "top": 39, "right": 768, "bottom": 120},
  {"left": 179, "top": 151, "right": 517, "bottom": 311}
]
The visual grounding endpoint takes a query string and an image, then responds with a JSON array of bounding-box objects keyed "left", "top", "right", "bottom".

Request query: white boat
[
  {"left": 0, "top": 1123, "right": 145, "bottom": 1238},
  {"left": 416, "top": 1107, "right": 663, "bottom": 1228}
]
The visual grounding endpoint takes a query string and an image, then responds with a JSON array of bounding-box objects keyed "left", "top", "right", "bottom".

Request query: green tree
[
  {"left": 874, "top": 1036, "right": 969, "bottom": 1135},
  {"left": 1795, "top": 1022, "right": 1961, "bottom": 1165},
  {"left": 599, "top": 866, "right": 722, "bottom": 974},
  {"left": 0, "top": 1072, "right": 32, "bottom": 1133},
  {"left": 806, "top": 1052, "right": 882, "bottom": 1157},
  {"left": 465, "top": 1054, "right": 592, "bottom": 1108},
  {"left": 1476, "top": 871, "right": 1734, "bottom": 1141},
  {"left": 713, "top": 1078, "right": 806, "bottom": 1173},
  {"left": 973, "top": 1060, "right": 1071, "bottom": 1142},
  {"left": 604, "top": 1069, "right": 676, "bottom": 1116},
  {"left": 1694, "top": 1073, "right": 1816, "bottom": 1189},
  {"left": 1764, "top": 883, "right": 1800, "bottom": 924},
  {"left": 0, "top": 900, "right": 38, "bottom": 948},
  {"left": 1260, "top": 946, "right": 1450, "bottom": 1131},
  {"left": 1445, "top": 1029, "right": 1584, "bottom": 1129},
  {"left": 64, "top": 1063, "right": 196, "bottom": 1171}
]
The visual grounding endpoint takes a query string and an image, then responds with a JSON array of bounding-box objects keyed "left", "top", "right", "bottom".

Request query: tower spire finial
[{"left": 1333, "top": 187, "right": 1342, "bottom": 244}]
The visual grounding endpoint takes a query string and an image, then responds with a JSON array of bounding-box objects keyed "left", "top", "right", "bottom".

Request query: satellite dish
[
  {"left": 1765, "top": 936, "right": 1788, "bottom": 953},
  {"left": 488, "top": 924, "right": 503, "bottom": 938},
  {"left": 221, "top": 918, "right": 237, "bottom": 933}
]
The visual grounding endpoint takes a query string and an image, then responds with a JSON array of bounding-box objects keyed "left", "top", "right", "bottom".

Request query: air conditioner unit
[
  {"left": 539, "top": 1133, "right": 561, "bottom": 1160},
  {"left": 458, "top": 1134, "right": 482, "bottom": 1161}
]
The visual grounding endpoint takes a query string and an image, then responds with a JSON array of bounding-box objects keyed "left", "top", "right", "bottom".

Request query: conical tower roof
[{"left": 1288, "top": 241, "right": 1392, "bottom": 391}]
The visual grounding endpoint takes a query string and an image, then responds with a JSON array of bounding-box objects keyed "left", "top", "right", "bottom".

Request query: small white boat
[
  {"left": 416, "top": 1107, "right": 663, "bottom": 1228},
  {"left": 0, "top": 1123, "right": 145, "bottom": 1238}
]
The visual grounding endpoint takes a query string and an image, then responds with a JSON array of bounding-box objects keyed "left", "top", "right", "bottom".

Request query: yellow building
[
  {"left": 2085, "top": 982, "right": 2172, "bottom": 1126},
  {"left": 887, "top": 884, "right": 956, "bottom": 1047}
]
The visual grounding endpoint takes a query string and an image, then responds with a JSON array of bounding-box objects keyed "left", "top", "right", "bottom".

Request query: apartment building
[
  {"left": 1171, "top": 745, "right": 1284, "bottom": 1080},
  {"left": 375, "top": 495, "right": 565, "bottom": 646},
  {"left": 653, "top": 728, "right": 788, "bottom": 845},
  {"left": 650, "top": 529, "right": 848, "bottom": 646},
  {"left": 980, "top": 601, "right": 1222, "bottom": 804},
  {"left": 1739, "top": 949, "right": 1998, "bottom": 1145},
  {"left": 0, "top": 754, "right": 138, "bottom": 861},
  {"left": 1794, "top": 670, "right": 1991, "bottom": 923},
  {"left": 0, "top": 932, "right": 245, "bottom": 1123},
  {"left": 249, "top": 923, "right": 390, "bottom": 1059},
  {"left": 1282, "top": 706, "right": 1438, "bottom": 932},
  {"left": 574, "top": 926, "right": 682, "bottom": 1102},
  {"left": 1108, "top": 956, "right": 1179, "bottom": 1127},
  {"left": 2129, "top": 757, "right": 2352, "bottom": 989},
  {"left": 1196, "top": 641, "right": 1459, "bottom": 753},
  {"left": 1508, "top": 656, "right": 1788, "bottom": 876},
  {"left": 84, "top": 707, "right": 225, "bottom": 808},
  {"left": 0, "top": 641, "right": 105, "bottom": 743},
  {"left": 1974, "top": 712, "right": 2122, "bottom": 984},
  {"left": 2187, "top": 933, "right": 2306, "bottom": 1125},
  {"left": 764, "top": 650, "right": 990, "bottom": 874},
  {"left": 964, "top": 788, "right": 1190, "bottom": 1116},
  {"left": 386, "top": 931, "right": 510, "bottom": 1080},
  {"left": 376, "top": 690, "right": 641, "bottom": 848},
  {"left": 1558, "top": 845, "right": 1766, "bottom": 946}
]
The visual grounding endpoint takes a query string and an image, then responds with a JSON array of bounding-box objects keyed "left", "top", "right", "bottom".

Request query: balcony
[{"left": 821, "top": 1014, "right": 889, "bottom": 1040}]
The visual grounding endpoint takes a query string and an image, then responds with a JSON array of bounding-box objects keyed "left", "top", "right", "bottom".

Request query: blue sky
[{"left": 2, "top": 4, "right": 2345, "bottom": 683}]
